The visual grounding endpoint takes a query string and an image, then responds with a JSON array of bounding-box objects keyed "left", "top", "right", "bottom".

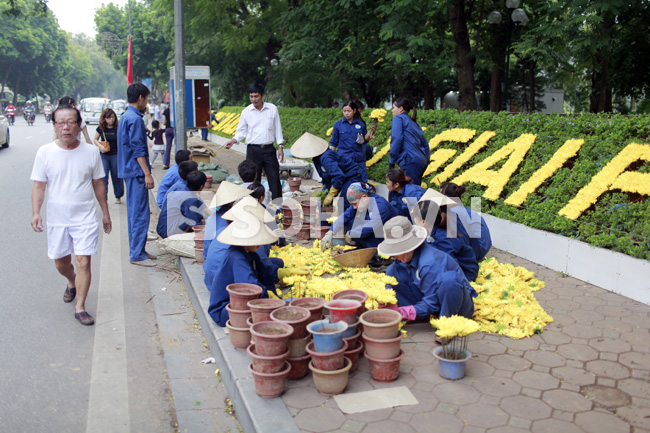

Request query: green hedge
[{"left": 214, "top": 107, "right": 650, "bottom": 261}]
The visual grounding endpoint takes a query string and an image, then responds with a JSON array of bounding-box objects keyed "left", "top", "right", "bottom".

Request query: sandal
[
  {"left": 63, "top": 285, "right": 76, "bottom": 303},
  {"left": 75, "top": 311, "right": 95, "bottom": 326}
]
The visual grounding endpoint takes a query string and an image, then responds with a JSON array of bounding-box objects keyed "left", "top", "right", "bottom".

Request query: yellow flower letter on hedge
[
  {"left": 451, "top": 134, "right": 536, "bottom": 201},
  {"left": 430, "top": 131, "right": 496, "bottom": 185},
  {"left": 428, "top": 128, "right": 476, "bottom": 152},
  {"left": 422, "top": 149, "right": 457, "bottom": 178},
  {"left": 505, "top": 139, "right": 584, "bottom": 206},
  {"left": 559, "top": 143, "right": 650, "bottom": 220}
]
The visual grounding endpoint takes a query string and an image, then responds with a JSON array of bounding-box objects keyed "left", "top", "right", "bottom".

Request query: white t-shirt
[{"left": 30, "top": 141, "right": 105, "bottom": 227}]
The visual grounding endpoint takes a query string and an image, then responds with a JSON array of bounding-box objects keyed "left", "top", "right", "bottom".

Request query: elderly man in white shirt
[{"left": 223, "top": 83, "right": 284, "bottom": 199}]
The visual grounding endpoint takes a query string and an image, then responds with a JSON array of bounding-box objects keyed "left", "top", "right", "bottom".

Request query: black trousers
[{"left": 246, "top": 145, "right": 282, "bottom": 199}]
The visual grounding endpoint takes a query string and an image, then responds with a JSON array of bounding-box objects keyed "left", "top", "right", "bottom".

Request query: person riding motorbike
[
  {"left": 43, "top": 102, "right": 53, "bottom": 123},
  {"left": 4, "top": 103, "right": 15, "bottom": 125},
  {"left": 24, "top": 101, "right": 36, "bottom": 125}
]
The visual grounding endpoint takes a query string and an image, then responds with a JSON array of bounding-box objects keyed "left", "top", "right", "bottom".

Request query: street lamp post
[{"left": 489, "top": 0, "right": 528, "bottom": 112}]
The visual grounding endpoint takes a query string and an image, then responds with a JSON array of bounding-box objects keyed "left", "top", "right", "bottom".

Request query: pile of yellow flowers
[
  {"left": 430, "top": 315, "right": 480, "bottom": 338},
  {"left": 470, "top": 257, "right": 552, "bottom": 339},
  {"left": 270, "top": 244, "right": 342, "bottom": 277},
  {"left": 368, "top": 109, "right": 387, "bottom": 122}
]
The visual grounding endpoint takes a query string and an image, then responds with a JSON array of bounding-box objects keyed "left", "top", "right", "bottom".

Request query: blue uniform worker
[
  {"left": 208, "top": 246, "right": 283, "bottom": 327},
  {"left": 156, "top": 180, "right": 204, "bottom": 238},
  {"left": 426, "top": 225, "right": 479, "bottom": 282},
  {"left": 330, "top": 117, "right": 368, "bottom": 182},
  {"left": 330, "top": 192, "right": 397, "bottom": 249},
  {"left": 389, "top": 113, "right": 430, "bottom": 185},
  {"left": 388, "top": 182, "right": 426, "bottom": 218},
  {"left": 314, "top": 148, "right": 362, "bottom": 209},
  {"left": 118, "top": 105, "right": 151, "bottom": 262},
  {"left": 450, "top": 206, "right": 492, "bottom": 262},
  {"left": 156, "top": 164, "right": 181, "bottom": 209}
]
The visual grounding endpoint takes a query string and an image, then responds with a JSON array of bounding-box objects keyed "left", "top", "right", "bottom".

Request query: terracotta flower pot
[
  {"left": 290, "top": 297, "right": 326, "bottom": 324},
  {"left": 225, "top": 303, "right": 252, "bottom": 328},
  {"left": 365, "top": 350, "right": 404, "bottom": 383},
  {"left": 342, "top": 329, "right": 361, "bottom": 349},
  {"left": 359, "top": 309, "right": 402, "bottom": 339},
  {"left": 344, "top": 340, "right": 364, "bottom": 373},
  {"left": 332, "top": 289, "right": 368, "bottom": 316},
  {"left": 341, "top": 319, "right": 359, "bottom": 339},
  {"left": 362, "top": 332, "right": 402, "bottom": 360},
  {"left": 226, "top": 283, "right": 263, "bottom": 310},
  {"left": 226, "top": 320, "right": 251, "bottom": 350},
  {"left": 287, "top": 334, "right": 311, "bottom": 358},
  {"left": 286, "top": 353, "right": 311, "bottom": 380},
  {"left": 296, "top": 223, "right": 311, "bottom": 240},
  {"left": 248, "top": 361, "right": 291, "bottom": 398},
  {"left": 314, "top": 226, "right": 331, "bottom": 240},
  {"left": 248, "top": 298, "right": 286, "bottom": 323},
  {"left": 249, "top": 321, "right": 294, "bottom": 356},
  {"left": 247, "top": 343, "right": 290, "bottom": 374},
  {"left": 288, "top": 177, "right": 302, "bottom": 192},
  {"left": 326, "top": 299, "right": 362, "bottom": 325},
  {"left": 192, "top": 224, "right": 206, "bottom": 240},
  {"left": 309, "top": 357, "right": 352, "bottom": 395},
  {"left": 300, "top": 198, "right": 318, "bottom": 215},
  {"left": 270, "top": 306, "right": 311, "bottom": 339},
  {"left": 306, "top": 340, "right": 348, "bottom": 371},
  {"left": 204, "top": 174, "right": 213, "bottom": 189},
  {"left": 194, "top": 247, "right": 205, "bottom": 264}
]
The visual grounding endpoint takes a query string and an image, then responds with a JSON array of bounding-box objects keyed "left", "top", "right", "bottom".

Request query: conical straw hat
[
  {"left": 209, "top": 181, "right": 251, "bottom": 209},
  {"left": 419, "top": 188, "right": 461, "bottom": 208},
  {"left": 217, "top": 196, "right": 279, "bottom": 246},
  {"left": 289, "top": 132, "right": 329, "bottom": 159},
  {"left": 222, "top": 195, "right": 275, "bottom": 223}
]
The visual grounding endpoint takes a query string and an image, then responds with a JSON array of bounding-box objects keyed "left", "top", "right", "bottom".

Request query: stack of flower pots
[
  {"left": 225, "top": 283, "right": 263, "bottom": 349},
  {"left": 281, "top": 202, "right": 300, "bottom": 236},
  {"left": 192, "top": 225, "right": 206, "bottom": 263},
  {"left": 297, "top": 199, "right": 319, "bottom": 240},
  {"left": 306, "top": 319, "right": 352, "bottom": 395},
  {"left": 248, "top": 321, "right": 293, "bottom": 398},
  {"left": 331, "top": 291, "right": 367, "bottom": 371},
  {"left": 271, "top": 305, "right": 312, "bottom": 380},
  {"left": 359, "top": 309, "right": 404, "bottom": 382}
]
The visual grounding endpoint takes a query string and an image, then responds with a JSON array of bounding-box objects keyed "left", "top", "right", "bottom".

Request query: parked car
[
  {"left": 110, "top": 99, "right": 127, "bottom": 119},
  {"left": 80, "top": 98, "right": 110, "bottom": 124},
  {"left": 0, "top": 114, "right": 9, "bottom": 148}
]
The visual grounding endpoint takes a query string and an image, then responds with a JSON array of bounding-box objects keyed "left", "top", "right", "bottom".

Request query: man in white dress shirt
[{"left": 223, "top": 83, "right": 284, "bottom": 199}]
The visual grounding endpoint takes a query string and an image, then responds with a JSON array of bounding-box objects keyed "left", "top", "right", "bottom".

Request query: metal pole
[{"left": 173, "top": 0, "right": 187, "bottom": 151}]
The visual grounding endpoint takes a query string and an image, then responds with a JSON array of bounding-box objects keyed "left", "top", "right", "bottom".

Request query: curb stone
[{"left": 178, "top": 257, "right": 300, "bottom": 433}]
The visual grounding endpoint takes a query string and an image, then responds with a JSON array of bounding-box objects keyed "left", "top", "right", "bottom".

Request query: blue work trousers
[
  {"left": 125, "top": 176, "right": 150, "bottom": 262},
  {"left": 163, "top": 127, "right": 175, "bottom": 167},
  {"left": 400, "top": 162, "right": 426, "bottom": 186},
  {"left": 101, "top": 153, "right": 124, "bottom": 199}
]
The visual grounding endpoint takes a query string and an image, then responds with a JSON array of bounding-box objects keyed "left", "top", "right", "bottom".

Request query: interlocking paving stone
[
  {"left": 283, "top": 386, "right": 329, "bottom": 410},
  {"left": 592, "top": 319, "right": 633, "bottom": 333},
  {"left": 585, "top": 359, "right": 630, "bottom": 379},
  {"left": 487, "top": 354, "right": 532, "bottom": 372},
  {"left": 561, "top": 324, "right": 603, "bottom": 339},
  {"left": 557, "top": 343, "right": 599, "bottom": 362},
  {"left": 507, "top": 416, "right": 532, "bottom": 430},
  {"left": 619, "top": 331, "right": 650, "bottom": 351},
  {"left": 462, "top": 426, "right": 487, "bottom": 433},
  {"left": 588, "top": 337, "right": 631, "bottom": 354},
  {"left": 362, "top": 419, "right": 416, "bottom": 433},
  {"left": 599, "top": 352, "right": 619, "bottom": 362},
  {"left": 294, "top": 407, "right": 346, "bottom": 432},
  {"left": 551, "top": 366, "right": 597, "bottom": 386},
  {"left": 523, "top": 350, "right": 565, "bottom": 369},
  {"left": 344, "top": 378, "right": 374, "bottom": 393},
  {"left": 530, "top": 418, "right": 586, "bottom": 433},
  {"left": 470, "top": 340, "right": 508, "bottom": 356},
  {"left": 598, "top": 305, "right": 634, "bottom": 317},
  {"left": 581, "top": 384, "right": 632, "bottom": 408},
  {"left": 456, "top": 403, "right": 509, "bottom": 428},
  {"left": 500, "top": 395, "right": 552, "bottom": 420},
  {"left": 551, "top": 410, "right": 574, "bottom": 422},
  {"left": 410, "top": 411, "right": 464, "bottom": 433},
  {"left": 512, "top": 370, "right": 559, "bottom": 390},
  {"left": 501, "top": 337, "right": 540, "bottom": 351},
  {"left": 345, "top": 408, "right": 392, "bottom": 423},
  {"left": 569, "top": 309, "right": 605, "bottom": 324},
  {"left": 473, "top": 376, "right": 521, "bottom": 397},
  {"left": 596, "top": 377, "right": 617, "bottom": 387},
  {"left": 465, "top": 359, "right": 496, "bottom": 378},
  {"left": 478, "top": 394, "right": 503, "bottom": 407},
  {"left": 616, "top": 404, "right": 650, "bottom": 430},
  {"left": 521, "top": 387, "right": 542, "bottom": 398},
  {"left": 575, "top": 410, "right": 631, "bottom": 433},
  {"left": 389, "top": 411, "right": 412, "bottom": 423},
  {"left": 618, "top": 377, "right": 650, "bottom": 398},
  {"left": 486, "top": 426, "right": 530, "bottom": 433},
  {"left": 394, "top": 389, "right": 438, "bottom": 414},
  {"left": 542, "top": 389, "right": 593, "bottom": 412},
  {"left": 436, "top": 402, "right": 459, "bottom": 414},
  {"left": 432, "top": 382, "right": 481, "bottom": 405},
  {"left": 340, "top": 420, "right": 366, "bottom": 433},
  {"left": 619, "top": 351, "right": 650, "bottom": 370}
]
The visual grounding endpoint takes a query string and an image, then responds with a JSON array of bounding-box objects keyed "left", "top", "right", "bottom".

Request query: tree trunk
[
  {"left": 589, "top": 17, "right": 614, "bottom": 113},
  {"left": 489, "top": 65, "right": 503, "bottom": 112},
  {"left": 527, "top": 60, "right": 536, "bottom": 113},
  {"left": 422, "top": 81, "right": 434, "bottom": 110},
  {"left": 449, "top": 0, "right": 477, "bottom": 111}
]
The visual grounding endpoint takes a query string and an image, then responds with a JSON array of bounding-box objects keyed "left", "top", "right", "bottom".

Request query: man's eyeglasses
[{"left": 54, "top": 120, "right": 78, "bottom": 126}]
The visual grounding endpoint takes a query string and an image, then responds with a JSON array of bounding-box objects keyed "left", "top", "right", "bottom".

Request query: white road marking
[{"left": 86, "top": 209, "right": 130, "bottom": 433}]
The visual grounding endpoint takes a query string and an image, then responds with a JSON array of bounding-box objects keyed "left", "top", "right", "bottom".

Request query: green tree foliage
[{"left": 68, "top": 35, "right": 127, "bottom": 100}]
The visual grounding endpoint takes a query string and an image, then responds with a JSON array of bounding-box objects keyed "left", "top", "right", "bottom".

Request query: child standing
[{"left": 148, "top": 120, "right": 166, "bottom": 164}]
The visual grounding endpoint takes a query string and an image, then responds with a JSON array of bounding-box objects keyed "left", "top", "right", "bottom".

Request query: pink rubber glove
[{"left": 397, "top": 305, "right": 417, "bottom": 321}]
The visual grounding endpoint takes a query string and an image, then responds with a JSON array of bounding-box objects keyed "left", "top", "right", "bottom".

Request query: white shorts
[{"left": 47, "top": 223, "right": 99, "bottom": 260}]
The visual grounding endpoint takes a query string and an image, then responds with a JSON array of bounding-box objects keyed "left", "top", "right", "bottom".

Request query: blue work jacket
[
  {"left": 156, "top": 181, "right": 204, "bottom": 239},
  {"left": 331, "top": 193, "right": 397, "bottom": 248},
  {"left": 117, "top": 106, "right": 150, "bottom": 178},
  {"left": 203, "top": 209, "right": 231, "bottom": 286},
  {"left": 389, "top": 113, "right": 430, "bottom": 169},
  {"left": 208, "top": 246, "right": 283, "bottom": 327},
  {"left": 449, "top": 206, "right": 492, "bottom": 262},
  {"left": 313, "top": 148, "right": 362, "bottom": 191},
  {"left": 427, "top": 225, "right": 479, "bottom": 282},
  {"left": 329, "top": 117, "right": 367, "bottom": 163},
  {"left": 157, "top": 165, "right": 181, "bottom": 209},
  {"left": 388, "top": 183, "right": 426, "bottom": 218},
  {"left": 386, "top": 243, "right": 477, "bottom": 318}
]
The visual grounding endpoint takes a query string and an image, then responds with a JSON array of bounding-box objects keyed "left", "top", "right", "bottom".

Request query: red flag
[{"left": 126, "top": 35, "right": 133, "bottom": 85}]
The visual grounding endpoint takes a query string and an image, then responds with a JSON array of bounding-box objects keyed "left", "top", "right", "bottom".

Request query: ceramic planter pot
[
  {"left": 248, "top": 361, "right": 291, "bottom": 398},
  {"left": 306, "top": 340, "right": 348, "bottom": 371},
  {"left": 365, "top": 349, "right": 404, "bottom": 383},
  {"left": 248, "top": 343, "right": 290, "bottom": 374},
  {"left": 248, "top": 298, "right": 286, "bottom": 323},
  {"left": 332, "top": 289, "right": 368, "bottom": 316},
  {"left": 287, "top": 334, "right": 311, "bottom": 358},
  {"left": 341, "top": 319, "right": 359, "bottom": 339},
  {"left": 270, "top": 306, "right": 311, "bottom": 339},
  {"left": 192, "top": 225, "right": 206, "bottom": 240},
  {"left": 359, "top": 309, "right": 402, "bottom": 339},
  {"left": 249, "top": 321, "right": 293, "bottom": 356},
  {"left": 313, "top": 226, "right": 331, "bottom": 240},
  {"left": 307, "top": 320, "right": 348, "bottom": 353},
  {"left": 296, "top": 223, "right": 311, "bottom": 240},
  {"left": 226, "top": 283, "right": 263, "bottom": 310},
  {"left": 225, "top": 303, "right": 252, "bottom": 328},
  {"left": 194, "top": 247, "right": 205, "bottom": 264},
  {"left": 309, "top": 357, "right": 352, "bottom": 395},
  {"left": 204, "top": 174, "right": 213, "bottom": 189},
  {"left": 342, "top": 329, "right": 361, "bottom": 349},
  {"left": 286, "top": 353, "right": 311, "bottom": 380},
  {"left": 288, "top": 177, "right": 302, "bottom": 192},
  {"left": 290, "top": 297, "right": 326, "bottom": 324},
  {"left": 326, "top": 299, "right": 362, "bottom": 325},
  {"left": 344, "top": 340, "right": 364, "bottom": 373},
  {"left": 432, "top": 347, "right": 472, "bottom": 380},
  {"left": 362, "top": 332, "right": 402, "bottom": 360},
  {"left": 226, "top": 320, "right": 251, "bottom": 350}
]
